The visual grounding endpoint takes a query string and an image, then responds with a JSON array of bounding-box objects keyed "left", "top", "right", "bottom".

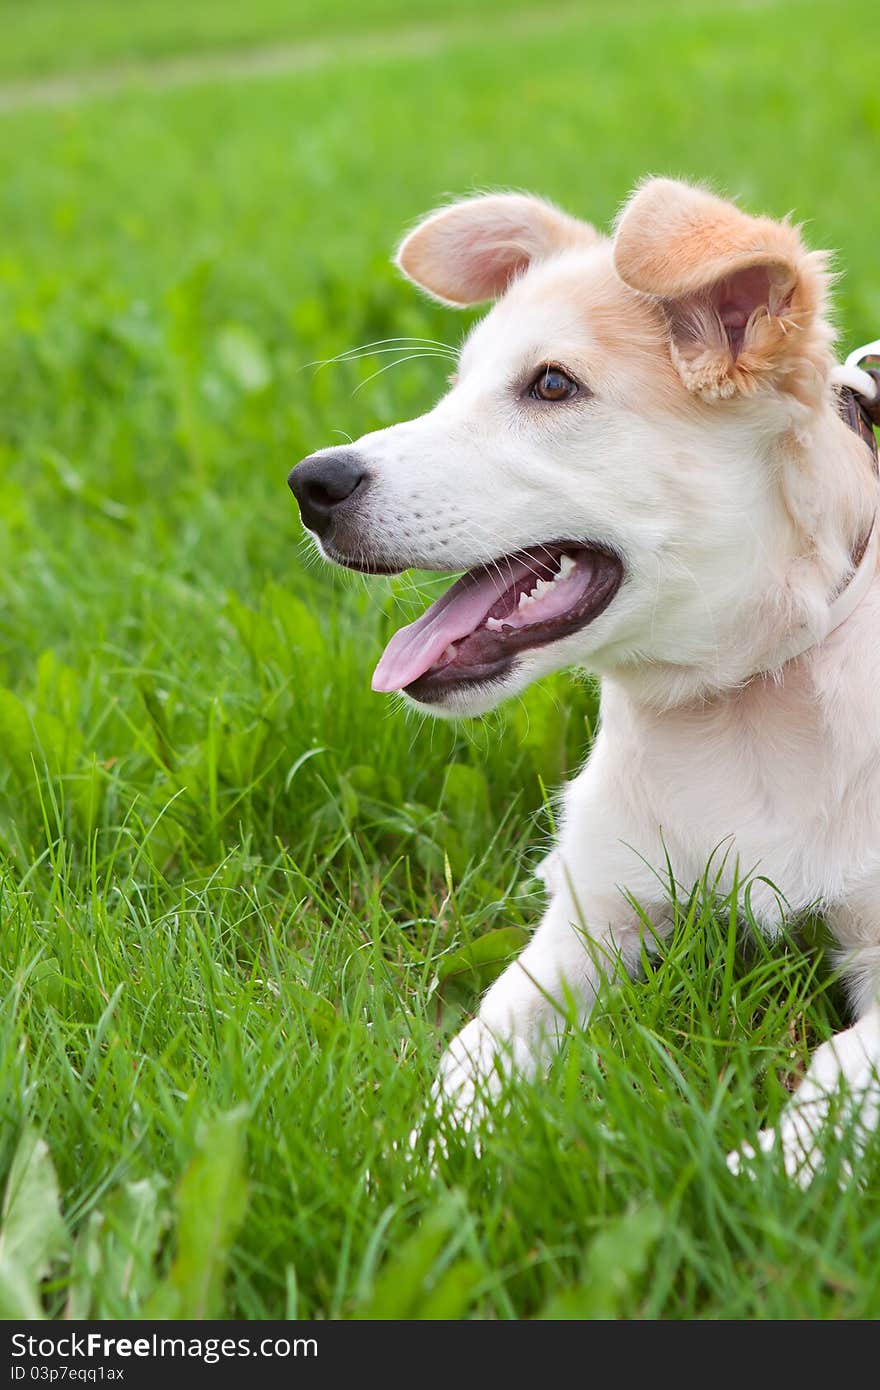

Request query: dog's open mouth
[{"left": 372, "top": 542, "right": 623, "bottom": 700}]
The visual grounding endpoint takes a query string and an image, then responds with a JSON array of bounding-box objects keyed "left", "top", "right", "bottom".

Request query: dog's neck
[
  {"left": 755, "top": 524, "right": 878, "bottom": 674},
  {"left": 750, "top": 376, "right": 880, "bottom": 675},
  {"left": 610, "top": 385, "right": 879, "bottom": 713}
]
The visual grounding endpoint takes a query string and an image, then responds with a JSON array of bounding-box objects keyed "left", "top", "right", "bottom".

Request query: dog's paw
[
  {"left": 727, "top": 1076, "right": 880, "bottom": 1189},
  {"left": 725, "top": 1126, "right": 777, "bottom": 1180},
  {"left": 728, "top": 1115, "right": 829, "bottom": 1188},
  {"left": 433, "top": 1017, "right": 534, "bottom": 1132},
  {"left": 403, "top": 1021, "right": 521, "bottom": 1167},
  {"left": 434, "top": 1018, "right": 505, "bottom": 1128}
]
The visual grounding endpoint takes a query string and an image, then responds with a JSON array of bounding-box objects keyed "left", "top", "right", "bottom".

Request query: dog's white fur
[{"left": 313, "top": 179, "right": 880, "bottom": 1179}]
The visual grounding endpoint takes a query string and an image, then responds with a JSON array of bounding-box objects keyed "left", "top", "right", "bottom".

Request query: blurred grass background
[
  {"left": 0, "top": 0, "right": 555, "bottom": 79},
  {"left": 0, "top": 0, "right": 878, "bottom": 1320}
]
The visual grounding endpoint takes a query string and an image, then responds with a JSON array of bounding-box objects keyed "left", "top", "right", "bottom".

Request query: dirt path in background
[
  {"left": 0, "top": 0, "right": 777, "bottom": 115},
  {"left": 0, "top": 12, "right": 553, "bottom": 115}
]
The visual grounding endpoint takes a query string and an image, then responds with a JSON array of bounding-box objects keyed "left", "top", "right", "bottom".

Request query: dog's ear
[
  {"left": 396, "top": 193, "right": 598, "bottom": 306},
  {"left": 613, "top": 178, "right": 831, "bottom": 402}
]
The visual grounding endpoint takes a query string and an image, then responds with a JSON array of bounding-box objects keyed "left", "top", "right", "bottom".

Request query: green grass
[
  {"left": 1, "top": 0, "right": 879, "bottom": 1320},
  {"left": 0, "top": 0, "right": 569, "bottom": 82}
]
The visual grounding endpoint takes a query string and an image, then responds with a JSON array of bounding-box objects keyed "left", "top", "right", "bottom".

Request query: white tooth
[
  {"left": 486, "top": 616, "right": 503, "bottom": 630},
  {"left": 518, "top": 591, "right": 533, "bottom": 609},
  {"left": 557, "top": 554, "right": 576, "bottom": 579}
]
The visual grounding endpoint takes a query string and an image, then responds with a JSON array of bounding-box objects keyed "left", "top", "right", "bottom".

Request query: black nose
[{"left": 288, "top": 451, "right": 368, "bottom": 536}]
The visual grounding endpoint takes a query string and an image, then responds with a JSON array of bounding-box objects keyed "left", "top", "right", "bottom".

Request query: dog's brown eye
[{"left": 529, "top": 364, "right": 578, "bottom": 401}]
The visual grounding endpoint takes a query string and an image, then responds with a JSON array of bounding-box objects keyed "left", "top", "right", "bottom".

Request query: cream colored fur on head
[
  {"left": 302, "top": 178, "right": 880, "bottom": 1182},
  {"left": 338, "top": 179, "right": 877, "bottom": 711}
]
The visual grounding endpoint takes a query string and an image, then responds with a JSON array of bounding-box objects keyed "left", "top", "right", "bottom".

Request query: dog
[{"left": 289, "top": 178, "right": 880, "bottom": 1182}]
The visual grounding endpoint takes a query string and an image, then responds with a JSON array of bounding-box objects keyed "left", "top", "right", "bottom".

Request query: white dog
[{"left": 289, "top": 179, "right": 880, "bottom": 1181}]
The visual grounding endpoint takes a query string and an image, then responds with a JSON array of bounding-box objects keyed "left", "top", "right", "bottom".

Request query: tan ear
[
  {"left": 395, "top": 193, "right": 599, "bottom": 307},
  {"left": 613, "top": 178, "right": 831, "bottom": 402}
]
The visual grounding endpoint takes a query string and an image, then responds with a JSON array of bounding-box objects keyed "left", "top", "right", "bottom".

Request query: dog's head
[{"left": 290, "top": 179, "right": 872, "bottom": 714}]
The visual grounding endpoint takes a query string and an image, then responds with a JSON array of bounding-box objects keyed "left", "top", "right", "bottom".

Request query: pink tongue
[{"left": 372, "top": 557, "right": 532, "bottom": 692}]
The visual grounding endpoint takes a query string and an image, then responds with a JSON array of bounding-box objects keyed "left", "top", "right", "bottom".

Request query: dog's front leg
[
  {"left": 728, "top": 1003, "right": 880, "bottom": 1186},
  {"left": 729, "top": 894, "right": 880, "bottom": 1184},
  {"left": 435, "top": 814, "right": 665, "bottom": 1127}
]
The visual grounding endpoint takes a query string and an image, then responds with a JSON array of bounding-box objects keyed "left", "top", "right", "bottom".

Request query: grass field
[{"left": 1, "top": 0, "right": 879, "bottom": 1320}]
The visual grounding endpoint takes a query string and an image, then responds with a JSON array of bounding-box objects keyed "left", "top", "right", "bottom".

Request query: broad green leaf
[
  {"left": 66, "top": 1211, "right": 104, "bottom": 1321},
  {"left": 538, "top": 1205, "right": 665, "bottom": 1319},
  {"left": 441, "top": 762, "right": 490, "bottom": 840},
  {"left": 345, "top": 764, "right": 379, "bottom": 794},
  {"left": 108, "top": 1176, "right": 170, "bottom": 1315},
  {"left": 27, "top": 957, "right": 65, "bottom": 1010},
  {"left": 165, "top": 260, "right": 215, "bottom": 467},
  {"left": 587, "top": 1203, "right": 665, "bottom": 1289},
  {"left": 0, "top": 689, "right": 33, "bottom": 782},
  {"left": 416, "top": 1258, "right": 484, "bottom": 1319},
  {"left": 0, "top": 1261, "right": 43, "bottom": 1319},
  {"left": 147, "top": 1109, "right": 248, "bottom": 1319},
  {"left": 265, "top": 583, "right": 324, "bottom": 665},
  {"left": 69, "top": 1177, "right": 170, "bottom": 1319},
  {"left": 69, "top": 754, "right": 108, "bottom": 840},
  {"left": 355, "top": 1193, "right": 472, "bottom": 1319},
  {"left": 33, "top": 706, "right": 81, "bottom": 774},
  {"left": 0, "top": 688, "right": 81, "bottom": 782},
  {"left": 438, "top": 927, "right": 530, "bottom": 994},
  {"left": 225, "top": 593, "right": 280, "bottom": 668},
  {"left": 510, "top": 676, "right": 587, "bottom": 787},
  {"left": 440, "top": 762, "right": 491, "bottom": 874},
  {"left": 34, "top": 650, "right": 81, "bottom": 727},
  {"left": 0, "top": 1128, "right": 69, "bottom": 1319},
  {"left": 228, "top": 584, "right": 326, "bottom": 674},
  {"left": 336, "top": 773, "right": 360, "bottom": 822}
]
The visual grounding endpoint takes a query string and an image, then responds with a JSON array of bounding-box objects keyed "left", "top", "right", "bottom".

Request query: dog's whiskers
[
  {"left": 352, "top": 352, "right": 455, "bottom": 395},
  {"left": 453, "top": 518, "right": 561, "bottom": 589},
  {"left": 451, "top": 519, "right": 512, "bottom": 591},
  {"left": 328, "top": 346, "right": 456, "bottom": 366},
  {"left": 303, "top": 337, "right": 457, "bottom": 374}
]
